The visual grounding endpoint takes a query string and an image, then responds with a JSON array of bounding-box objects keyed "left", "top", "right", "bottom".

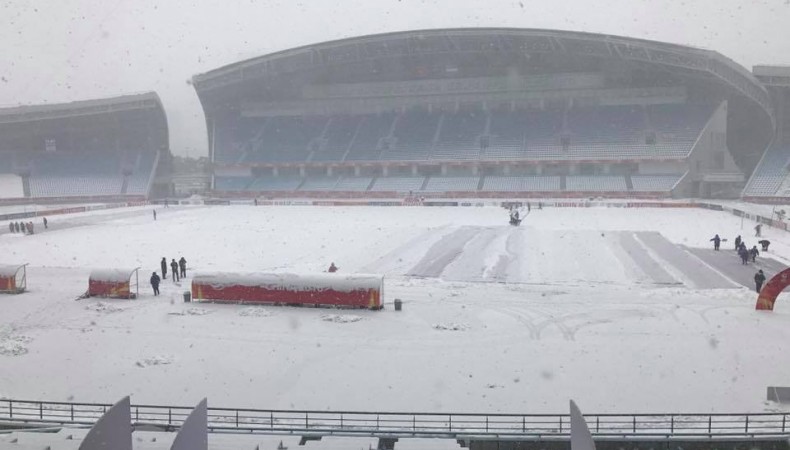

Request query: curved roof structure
[
  {"left": 0, "top": 92, "right": 165, "bottom": 125},
  {"left": 192, "top": 28, "right": 773, "bottom": 122}
]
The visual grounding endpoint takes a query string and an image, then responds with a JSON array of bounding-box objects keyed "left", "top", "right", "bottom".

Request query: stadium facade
[
  {"left": 0, "top": 92, "right": 170, "bottom": 203},
  {"left": 193, "top": 28, "right": 777, "bottom": 200}
]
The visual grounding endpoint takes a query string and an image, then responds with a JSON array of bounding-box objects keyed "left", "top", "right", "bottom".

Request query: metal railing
[{"left": 0, "top": 399, "right": 788, "bottom": 440}]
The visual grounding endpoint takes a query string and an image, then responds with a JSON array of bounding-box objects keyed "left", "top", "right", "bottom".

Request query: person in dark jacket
[
  {"left": 150, "top": 272, "right": 161, "bottom": 296},
  {"left": 160, "top": 257, "right": 167, "bottom": 279},
  {"left": 759, "top": 239, "right": 771, "bottom": 251},
  {"left": 8, "top": 222, "right": 14, "bottom": 233},
  {"left": 27, "top": 222, "right": 33, "bottom": 235},
  {"left": 328, "top": 262, "right": 338, "bottom": 273},
  {"left": 755, "top": 223, "right": 762, "bottom": 237},
  {"left": 739, "top": 246, "right": 749, "bottom": 265},
  {"left": 734, "top": 235, "right": 741, "bottom": 250},
  {"left": 710, "top": 234, "right": 721, "bottom": 251},
  {"left": 171, "top": 259, "right": 179, "bottom": 282},
  {"left": 153, "top": 210, "right": 157, "bottom": 221},
  {"left": 178, "top": 257, "right": 187, "bottom": 278},
  {"left": 749, "top": 245, "right": 759, "bottom": 263},
  {"left": 14, "top": 222, "right": 20, "bottom": 233},
  {"left": 43, "top": 217, "right": 48, "bottom": 229},
  {"left": 755, "top": 270, "right": 766, "bottom": 293}
]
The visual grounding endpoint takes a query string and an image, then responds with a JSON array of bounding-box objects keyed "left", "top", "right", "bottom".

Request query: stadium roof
[
  {"left": 192, "top": 28, "right": 772, "bottom": 118},
  {"left": 0, "top": 92, "right": 165, "bottom": 125}
]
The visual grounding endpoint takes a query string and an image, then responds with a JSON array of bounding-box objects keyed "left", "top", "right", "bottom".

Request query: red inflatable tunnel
[
  {"left": 756, "top": 267, "right": 790, "bottom": 311},
  {"left": 192, "top": 272, "right": 383, "bottom": 309}
]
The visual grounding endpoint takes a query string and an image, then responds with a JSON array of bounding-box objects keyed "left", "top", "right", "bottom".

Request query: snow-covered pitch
[{"left": 1, "top": 204, "right": 789, "bottom": 414}]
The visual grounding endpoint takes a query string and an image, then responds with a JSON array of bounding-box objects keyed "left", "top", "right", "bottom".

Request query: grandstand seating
[
  {"left": 482, "top": 176, "right": 561, "bottom": 192},
  {"left": 246, "top": 116, "right": 327, "bottom": 163},
  {"left": 422, "top": 176, "right": 480, "bottom": 192},
  {"left": 566, "top": 175, "right": 627, "bottom": 191},
  {"left": 213, "top": 104, "right": 715, "bottom": 165},
  {"left": 299, "top": 176, "right": 340, "bottom": 191},
  {"left": 247, "top": 176, "right": 303, "bottom": 191},
  {"left": 24, "top": 150, "right": 157, "bottom": 198},
  {"left": 311, "top": 116, "right": 361, "bottom": 162},
  {"left": 369, "top": 177, "right": 425, "bottom": 192},
  {"left": 631, "top": 175, "right": 682, "bottom": 192},
  {"left": 742, "top": 143, "right": 790, "bottom": 197},
  {"left": 0, "top": 174, "right": 24, "bottom": 198},
  {"left": 381, "top": 111, "right": 439, "bottom": 161},
  {"left": 345, "top": 113, "right": 396, "bottom": 161},
  {"left": 333, "top": 176, "right": 373, "bottom": 191},
  {"left": 431, "top": 111, "right": 485, "bottom": 160},
  {"left": 215, "top": 176, "right": 254, "bottom": 191}
]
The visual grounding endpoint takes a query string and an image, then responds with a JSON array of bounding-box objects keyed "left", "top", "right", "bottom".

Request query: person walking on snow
[
  {"left": 8, "top": 222, "right": 13, "bottom": 233},
  {"left": 170, "top": 259, "right": 179, "bottom": 282},
  {"left": 178, "top": 257, "right": 187, "bottom": 278},
  {"left": 43, "top": 217, "right": 48, "bottom": 229},
  {"left": 759, "top": 239, "right": 771, "bottom": 252},
  {"left": 710, "top": 234, "right": 721, "bottom": 251},
  {"left": 14, "top": 222, "right": 20, "bottom": 233},
  {"left": 739, "top": 246, "right": 749, "bottom": 265},
  {"left": 734, "top": 235, "right": 741, "bottom": 250},
  {"left": 153, "top": 210, "right": 157, "bottom": 221},
  {"left": 755, "top": 269, "right": 766, "bottom": 293},
  {"left": 755, "top": 223, "right": 762, "bottom": 237},
  {"left": 328, "top": 262, "right": 338, "bottom": 273},
  {"left": 150, "top": 272, "right": 161, "bottom": 296},
  {"left": 160, "top": 257, "right": 167, "bottom": 280},
  {"left": 749, "top": 245, "right": 759, "bottom": 263}
]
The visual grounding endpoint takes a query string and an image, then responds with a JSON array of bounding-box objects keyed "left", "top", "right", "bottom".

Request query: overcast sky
[{"left": 1, "top": 0, "right": 789, "bottom": 157}]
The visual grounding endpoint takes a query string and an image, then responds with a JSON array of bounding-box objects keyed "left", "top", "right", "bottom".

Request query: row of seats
[
  {"left": 0, "top": 149, "right": 158, "bottom": 198},
  {"left": 213, "top": 104, "right": 714, "bottom": 164},
  {"left": 215, "top": 174, "right": 682, "bottom": 193},
  {"left": 742, "top": 143, "right": 790, "bottom": 196}
]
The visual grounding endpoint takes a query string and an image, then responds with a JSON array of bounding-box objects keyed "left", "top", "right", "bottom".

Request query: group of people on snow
[
  {"left": 711, "top": 230, "right": 773, "bottom": 293},
  {"left": 8, "top": 220, "right": 42, "bottom": 235},
  {"left": 149, "top": 256, "right": 188, "bottom": 296}
]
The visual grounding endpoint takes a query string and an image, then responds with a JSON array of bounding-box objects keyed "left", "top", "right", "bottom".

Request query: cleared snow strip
[
  {"left": 361, "top": 226, "right": 453, "bottom": 275},
  {"left": 637, "top": 232, "right": 737, "bottom": 289},
  {"left": 616, "top": 232, "right": 680, "bottom": 286},
  {"left": 406, "top": 226, "right": 481, "bottom": 278},
  {"left": 441, "top": 227, "right": 504, "bottom": 282}
]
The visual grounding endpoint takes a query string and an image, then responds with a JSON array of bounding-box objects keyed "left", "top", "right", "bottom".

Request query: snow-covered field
[{"left": 1, "top": 204, "right": 790, "bottom": 414}]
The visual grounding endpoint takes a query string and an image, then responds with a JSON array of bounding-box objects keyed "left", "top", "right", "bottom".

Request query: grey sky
[{"left": 1, "top": 0, "right": 789, "bottom": 157}]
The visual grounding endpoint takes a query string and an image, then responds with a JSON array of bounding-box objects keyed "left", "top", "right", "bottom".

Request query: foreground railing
[{"left": 0, "top": 399, "right": 788, "bottom": 440}]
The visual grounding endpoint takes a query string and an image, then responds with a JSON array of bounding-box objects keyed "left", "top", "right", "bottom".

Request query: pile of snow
[
  {"left": 135, "top": 355, "right": 174, "bottom": 368},
  {"left": 169, "top": 307, "right": 212, "bottom": 316},
  {"left": 84, "top": 301, "right": 123, "bottom": 313},
  {"left": 432, "top": 322, "right": 470, "bottom": 331},
  {"left": 0, "top": 334, "right": 32, "bottom": 356},
  {"left": 239, "top": 307, "right": 272, "bottom": 317},
  {"left": 321, "top": 314, "right": 363, "bottom": 323}
]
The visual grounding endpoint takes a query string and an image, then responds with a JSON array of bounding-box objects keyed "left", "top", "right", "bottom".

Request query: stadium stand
[
  {"left": 0, "top": 174, "right": 24, "bottom": 198},
  {"left": 566, "top": 175, "right": 628, "bottom": 192},
  {"left": 369, "top": 176, "right": 425, "bottom": 192},
  {"left": 215, "top": 176, "right": 254, "bottom": 191},
  {"left": 299, "top": 176, "right": 341, "bottom": 191},
  {"left": 422, "top": 176, "right": 480, "bottom": 192},
  {"left": 742, "top": 143, "right": 790, "bottom": 197},
  {"left": 311, "top": 116, "right": 362, "bottom": 162},
  {"left": 481, "top": 176, "right": 562, "bottom": 192},
  {"left": 382, "top": 111, "right": 440, "bottom": 161},
  {"left": 247, "top": 176, "right": 303, "bottom": 191},
  {"left": 246, "top": 116, "right": 328, "bottom": 163},
  {"left": 431, "top": 110, "right": 485, "bottom": 161},
  {"left": 345, "top": 113, "right": 396, "bottom": 161},
  {"left": 630, "top": 175, "right": 683, "bottom": 192},
  {"left": 333, "top": 176, "right": 374, "bottom": 191}
]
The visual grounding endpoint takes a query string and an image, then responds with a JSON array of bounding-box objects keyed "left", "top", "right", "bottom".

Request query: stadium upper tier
[{"left": 212, "top": 104, "right": 712, "bottom": 165}]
